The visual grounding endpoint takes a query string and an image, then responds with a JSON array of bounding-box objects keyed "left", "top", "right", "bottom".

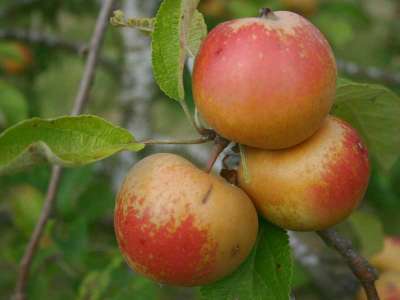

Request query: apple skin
[
  {"left": 356, "top": 272, "right": 400, "bottom": 300},
  {"left": 193, "top": 10, "right": 336, "bottom": 150},
  {"left": 238, "top": 116, "right": 370, "bottom": 231},
  {"left": 114, "top": 153, "right": 258, "bottom": 286},
  {"left": 370, "top": 237, "right": 400, "bottom": 273}
]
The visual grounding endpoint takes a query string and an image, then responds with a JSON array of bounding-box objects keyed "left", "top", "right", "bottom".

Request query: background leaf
[
  {"left": 349, "top": 211, "right": 384, "bottom": 257},
  {"left": 0, "top": 115, "right": 144, "bottom": 175},
  {"left": 201, "top": 220, "right": 293, "bottom": 300},
  {"left": 187, "top": 10, "right": 208, "bottom": 57},
  {"left": 332, "top": 79, "right": 400, "bottom": 171},
  {"left": 77, "top": 256, "right": 124, "bottom": 300},
  {"left": 78, "top": 255, "right": 161, "bottom": 300},
  {"left": 151, "top": 0, "right": 201, "bottom": 101},
  {"left": 0, "top": 42, "right": 25, "bottom": 64},
  {"left": 8, "top": 184, "right": 44, "bottom": 237},
  {"left": 0, "top": 80, "right": 28, "bottom": 127}
]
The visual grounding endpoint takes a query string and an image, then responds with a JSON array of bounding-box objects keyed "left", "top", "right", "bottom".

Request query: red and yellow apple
[
  {"left": 238, "top": 116, "right": 370, "bottom": 231},
  {"left": 370, "top": 237, "right": 400, "bottom": 273},
  {"left": 114, "top": 153, "right": 258, "bottom": 286},
  {"left": 356, "top": 272, "right": 400, "bottom": 300},
  {"left": 193, "top": 10, "right": 336, "bottom": 149}
]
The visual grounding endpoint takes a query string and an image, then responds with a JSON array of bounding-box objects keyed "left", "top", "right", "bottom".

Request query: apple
[
  {"left": 370, "top": 237, "right": 400, "bottom": 273},
  {"left": 114, "top": 153, "right": 258, "bottom": 286},
  {"left": 356, "top": 272, "right": 400, "bottom": 300},
  {"left": 193, "top": 9, "right": 336, "bottom": 149},
  {"left": 238, "top": 116, "right": 370, "bottom": 231}
]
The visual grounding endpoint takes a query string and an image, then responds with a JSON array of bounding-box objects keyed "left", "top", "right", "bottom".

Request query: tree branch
[
  {"left": 0, "top": 28, "right": 120, "bottom": 75},
  {"left": 141, "top": 136, "right": 213, "bottom": 145},
  {"left": 317, "top": 229, "right": 380, "bottom": 300},
  {"left": 0, "top": 0, "right": 39, "bottom": 18},
  {"left": 71, "top": 0, "right": 115, "bottom": 115},
  {"left": 14, "top": 166, "right": 62, "bottom": 300},
  {"left": 0, "top": 28, "right": 85, "bottom": 53},
  {"left": 337, "top": 59, "right": 400, "bottom": 86},
  {"left": 13, "top": 1, "right": 115, "bottom": 299},
  {"left": 2, "top": 31, "right": 400, "bottom": 86},
  {"left": 13, "top": 166, "right": 63, "bottom": 300},
  {"left": 290, "top": 231, "right": 358, "bottom": 299}
]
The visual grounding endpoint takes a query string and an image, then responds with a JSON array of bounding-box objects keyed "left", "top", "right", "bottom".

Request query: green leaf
[
  {"left": 111, "top": 8, "right": 206, "bottom": 56},
  {"left": 0, "top": 115, "right": 144, "bottom": 175},
  {"left": 77, "top": 256, "right": 123, "bottom": 300},
  {"left": 291, "top": 262, "right": 311, "bottom": 289},
  {"left": 8, "top": 184, "right": 44, "bottom": 237},
  {"left": 0, "top": 42, "right": 24, "bottom": 63},
  {"left": 0, "top": 81, "right": 28, "bottom": 127},
  {"left": 201, "top": 219, "right": 293, "bottom": 300},
  {"left": 332, "top": 79, "right": 400, "bottom": 171},
  {"left": 112, "top": 276, "right": 160, "bottom": 300},
  {"left": 55, "top": 218, "right": 88, "bottom": 266},
  {"left": 151, "top": 0, "right": 202, "bottom": 101},
  {"left": 78, "top": 255, "right": 160, "bottom": 300},
  {"left": 348, "top": 211, "right": 384, "bottom": 257},
  {"left": 77, "top": 175, "right": 114, "bottom": 223},
  {"left": 57, "top": 166, "right": 114, "bottom": 222},
  {"left": 57, "top": 167, "right": 94, "bottom": 218},
  {"left": 187, "top": 10, "right": 208, "bottom": 57}
]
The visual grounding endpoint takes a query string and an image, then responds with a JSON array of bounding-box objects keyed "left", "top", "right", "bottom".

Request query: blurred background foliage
[{"left": 0, "top": 0, "right": 399, "bottom": 299}]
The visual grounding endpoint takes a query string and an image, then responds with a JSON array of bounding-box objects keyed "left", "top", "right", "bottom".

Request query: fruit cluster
[{"left": 114, "top": 9, "right": 370, "bottom": 286}]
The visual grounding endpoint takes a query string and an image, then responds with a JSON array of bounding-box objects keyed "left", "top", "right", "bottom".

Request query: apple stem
[
  {"left": 317, "top": 229, "right": 380, "bottom": 300},
  {"left": 205, "top": 136, "right": 230, "bottom": 173},
  {"left": 220, "top": 152, "right": 239, "bottom": 185},
  {"left": 239, "top": 144, "right": 251, "bottom": 183},
  {"left": 259, "top": 8, "right": 277, "bottom": 19}
]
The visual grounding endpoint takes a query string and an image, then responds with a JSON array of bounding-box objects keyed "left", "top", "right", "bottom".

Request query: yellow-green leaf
[
  {"left": 0, "top": 115, "right": 144, "bottom": 175},
  {"left": 151, "top": 0, "right": 202, "bottom": 101},
  {"left": 333, "top": 79, "right": 400, "bottom": 171}
]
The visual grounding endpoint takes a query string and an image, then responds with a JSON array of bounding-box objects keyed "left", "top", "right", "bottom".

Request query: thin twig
[
  {"left": 337, "top": 59, "right": 400, "bottom": 86},
  {"left": 13, "top": 166, "right": 63, "bottom": 300},
  {"left": 2, "top": 29, "right": 399, "bottom": 86},
  {"left": 71, "top": 0, "right": 115, "bottom": 115},
  {"left": 290, "top": 231, "right": 358, "bottom": 299},
  {"left": 0, "top": 0, "right": 39, "bottom": 18},
  {"left": 0, "top": 28, "right": 120, "bottom": 75},
  {"left": 0, "top": 29, "right": 86, "bottom": 53},
  {"left": 141, "top": 136, "right": 212, "bottom": 145},
  {"left": 179, "top": 98, "right": 207, "bottom": 136},
  {"left": 13, "top": 1, "right": 115, "bottom": 299},
  {"left": 317, "top": 229, "right": 380, "bottom": 300}
]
